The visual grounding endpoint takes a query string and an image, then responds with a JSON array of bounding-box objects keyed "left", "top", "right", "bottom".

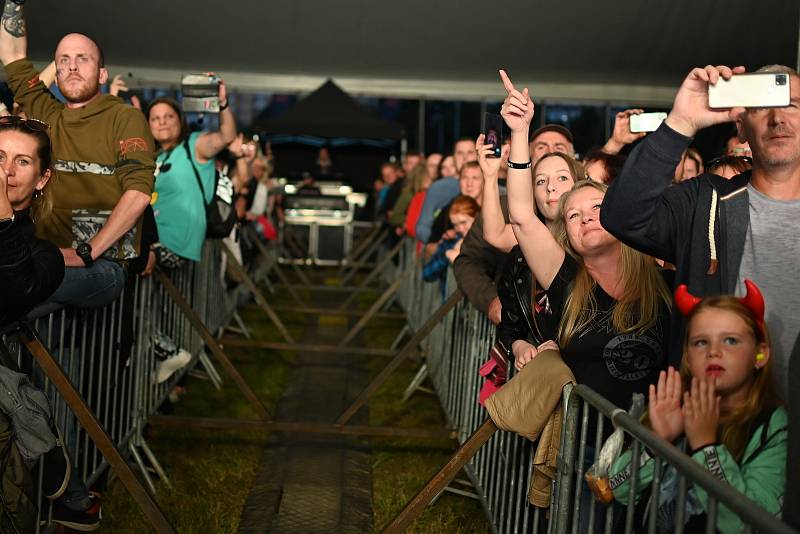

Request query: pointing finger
[{"left": 499, "top": 69, "right": 516, "bottom": 93}]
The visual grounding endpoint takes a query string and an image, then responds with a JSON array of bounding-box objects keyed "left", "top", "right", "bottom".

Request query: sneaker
[
  {"left": 44, "top": 494, "right": 101, "bottom": 532},
  {"left": 40, "top": 430, "right": 71, "bottom": 501},
  {"left": 152, "top": 331, "right": 178, "bottom": 360},
  {"left": 156, "top": 349, "right": 192, "bottom": 383}
]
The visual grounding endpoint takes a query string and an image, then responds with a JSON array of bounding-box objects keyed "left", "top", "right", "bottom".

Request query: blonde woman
[{"left": 500, "top": 70, "right": 673, "bottom": 410}]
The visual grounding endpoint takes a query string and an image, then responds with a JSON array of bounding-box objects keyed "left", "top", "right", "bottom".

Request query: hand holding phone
[
  {"left": 483, "top": 113, "right": 503, "bottom": 158},
  {"left": 666, "top": 65, "right": 746, "bottom": 138}
]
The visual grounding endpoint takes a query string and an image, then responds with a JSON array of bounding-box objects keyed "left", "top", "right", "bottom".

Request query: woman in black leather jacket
[
  {"left": 0, "top": 117, "right": 64, "bottom": 326},
  {"left": 489, "top": 152, "right": 582, "bottom": 367}
]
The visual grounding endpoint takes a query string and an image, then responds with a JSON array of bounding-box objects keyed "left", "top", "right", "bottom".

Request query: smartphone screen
[{"left": 483, "top": 113, "right": 503, "bottom": 158}]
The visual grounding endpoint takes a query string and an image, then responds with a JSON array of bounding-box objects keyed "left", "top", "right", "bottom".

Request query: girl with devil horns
[{"left": 608, "top": 280, "right": 787, "bottom": 533}]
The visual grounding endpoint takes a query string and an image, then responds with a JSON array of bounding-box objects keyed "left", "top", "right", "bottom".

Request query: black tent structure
[
  {"left": 253, "top": 79, "right": 404, "bottom": 141},
  {"left": 251, "top": 80, "right": 404, "bottom": 189}
]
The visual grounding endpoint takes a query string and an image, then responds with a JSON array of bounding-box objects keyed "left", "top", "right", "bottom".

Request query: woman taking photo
[{"left": 146, "top": 79, "right": 236, "bottom": 262}]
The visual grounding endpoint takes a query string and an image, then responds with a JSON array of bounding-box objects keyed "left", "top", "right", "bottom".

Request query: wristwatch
[
  {"left": 0, "top": 213, "right": 14, "bottom": 232},
  {"left": 76, "top": 242, "right": 94, "bottom": 267}
]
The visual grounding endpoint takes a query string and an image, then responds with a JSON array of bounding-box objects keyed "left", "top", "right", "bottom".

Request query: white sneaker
[{"left": 156, "top": 349, "right": 192, "bottom": 384}]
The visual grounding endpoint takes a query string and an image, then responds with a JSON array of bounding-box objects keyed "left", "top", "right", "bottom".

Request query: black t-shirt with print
[{"left": 547, "top": 255, "right": 669, "bottom": 410}]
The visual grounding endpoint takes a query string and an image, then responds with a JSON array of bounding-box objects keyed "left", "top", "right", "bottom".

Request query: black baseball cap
[{"left": 530, "top": 124, "right": 574, "bottom": 144}]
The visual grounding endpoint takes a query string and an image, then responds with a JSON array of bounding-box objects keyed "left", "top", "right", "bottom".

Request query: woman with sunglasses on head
[
  {"left": 0, "top": 116, "right": 102, "bottom": 531},
  {"left": 0, "top": 115, "right": 63, "bottom": 325},
  {"left": 146, "top": 78, "right": 237, "bottom": 263}
]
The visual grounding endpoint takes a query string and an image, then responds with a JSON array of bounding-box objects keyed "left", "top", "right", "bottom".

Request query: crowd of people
[
  {"left": 0, "top": 3, "right": 285, "bottom": 530},
  {"left": 372, "top": 65, "right": 798, "bottom": 531},
  {"left": 0, "top": 0, "right": 796, "bottom": 529}
]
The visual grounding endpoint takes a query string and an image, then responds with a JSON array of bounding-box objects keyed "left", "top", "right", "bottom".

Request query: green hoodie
[{"left": 4, "top": 59, "right": 155, "bottom": 259}]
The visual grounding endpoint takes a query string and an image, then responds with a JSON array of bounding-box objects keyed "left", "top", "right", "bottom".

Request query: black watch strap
[{"left": 76, "top": 242, "right": 94, "bottom": 267}]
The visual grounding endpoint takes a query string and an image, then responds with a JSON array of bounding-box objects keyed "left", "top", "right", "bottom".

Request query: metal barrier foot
[
  {"left": 197, "top": 349, "right": 224, "bottom": 390},
  {"left": 336, "top": 290, "right": 463, "bottom": 426},
  {"left": 138, "top": 438, "right": 173, "bottom": 490},
  {"left": 129, "top": 441, "right": 158, "bottom": 495},
  {"left": 431, "top": 478, "right": 480, "bottom": 505},
  {"left": 401, "top": 363, "right": 429, "bottom": 403}
]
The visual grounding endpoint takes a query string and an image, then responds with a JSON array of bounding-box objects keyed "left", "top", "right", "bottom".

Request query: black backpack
[{"left": 183, "top": 140, "right": 237, "bottom": 239}]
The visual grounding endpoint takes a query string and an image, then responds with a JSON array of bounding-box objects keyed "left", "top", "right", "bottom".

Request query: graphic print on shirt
[{"left": 576, "top": 308, "right": 664, "bottom": 381}]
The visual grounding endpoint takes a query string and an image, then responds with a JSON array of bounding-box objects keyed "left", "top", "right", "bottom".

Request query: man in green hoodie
[{"left": 0, "top": 0, "right": 155, "bottom": 312}]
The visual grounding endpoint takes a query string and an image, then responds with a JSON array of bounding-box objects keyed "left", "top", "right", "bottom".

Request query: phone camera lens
[{"left": 776, "top": 74, "right": 787, "bottom": 86}]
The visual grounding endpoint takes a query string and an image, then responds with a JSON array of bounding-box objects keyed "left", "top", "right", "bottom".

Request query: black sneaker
[
  {"left": 45, "top": 494, "right": 101, "bottom": 532},
  {"left": 40, "top": 429, "right": 71, "bottom": 500}
]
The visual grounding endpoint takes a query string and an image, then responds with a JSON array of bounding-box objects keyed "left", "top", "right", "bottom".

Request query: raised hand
[
  {"left": 648, "top": 367, "right": 684, "bottom": 442},
  {"left": 499, "top": 70, "right": 534, "bottom": 134},
  {"left": 603, "top": 109, "right": 646, "bottom": 154},
  {"left": 666, "top": 65, "right": 746, "bottom": 138},
  {"left": 683, "top": 376, "right": 720, "bottom": 450},
  {"left": 476, "top": 134, "right": 502, "bottom": 180},
  {"left": 108, "top": 74, "right": 129, "bottom": 97},
  {"left": 0, "top": 163, "right": 12, "bottom": 219}
]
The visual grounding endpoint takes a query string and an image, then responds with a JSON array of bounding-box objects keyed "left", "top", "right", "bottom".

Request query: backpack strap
[{"left": 183, "top": 138, "right": 211, "bottom": 207}]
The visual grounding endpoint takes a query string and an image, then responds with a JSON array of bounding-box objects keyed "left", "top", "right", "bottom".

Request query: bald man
[{"left": 0, "top": 2, "right": 155, "bottom": 314}]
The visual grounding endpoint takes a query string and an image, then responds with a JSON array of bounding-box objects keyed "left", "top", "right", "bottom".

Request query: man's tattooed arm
[{"left": 1, "top": 1, "right": 25, "bottom": 38}]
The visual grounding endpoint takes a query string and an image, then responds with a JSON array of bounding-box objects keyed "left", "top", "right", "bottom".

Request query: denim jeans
[{"left": 29, "top": 259, "right": 126, "bottom": 318}]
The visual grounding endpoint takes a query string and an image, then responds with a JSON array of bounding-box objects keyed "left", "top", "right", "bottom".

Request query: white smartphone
[
  {"left": 708, "top": 73, "right": 791, "bottom": 109},
  {"left": 629, "top": 112, "right": 667, "bottom": 133}
]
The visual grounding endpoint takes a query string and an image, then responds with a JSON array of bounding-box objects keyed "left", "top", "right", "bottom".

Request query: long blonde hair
[
  {"left": 680, "top": 296, "right": 782, "bottom": 460},
  {"left": 553, "top": 180, "right": 671, "bottom": 346}
]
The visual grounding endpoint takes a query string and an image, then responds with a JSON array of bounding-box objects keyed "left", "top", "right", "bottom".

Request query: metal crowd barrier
[
  {"left": 381, "top": 238, "right": 797, "bottom": 534},
  {"left": 0, "top": 239, "right": 257, "bottom": 532}
]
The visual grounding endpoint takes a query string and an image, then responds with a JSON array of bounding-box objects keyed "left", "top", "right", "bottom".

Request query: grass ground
[
  {"left": 97, "top": 302, "right": 297, "bottom": 533},
  {"left": 97, "top": 272, "right": 489, "bottom": 533}
]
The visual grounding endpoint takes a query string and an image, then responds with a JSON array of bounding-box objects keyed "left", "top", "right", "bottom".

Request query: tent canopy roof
[{"left": 20, "top": 1, "right": 799, "bottom": 104}]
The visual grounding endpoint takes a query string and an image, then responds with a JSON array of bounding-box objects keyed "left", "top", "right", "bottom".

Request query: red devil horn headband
[{"left": 674, "top": 280, "right": 766, "bottom": 330}]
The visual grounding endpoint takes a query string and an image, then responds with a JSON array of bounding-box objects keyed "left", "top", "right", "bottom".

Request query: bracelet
[
  {"left": 219, "top": 100, "right": 229, "bottom": 111},
  {"left": 507, "top": 160, "right": 532, "bottom": 169}
]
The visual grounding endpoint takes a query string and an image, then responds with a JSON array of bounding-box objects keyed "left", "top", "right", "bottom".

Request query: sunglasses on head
[{"left": 0, "top": 115, "right": 49, "bottom": 132}]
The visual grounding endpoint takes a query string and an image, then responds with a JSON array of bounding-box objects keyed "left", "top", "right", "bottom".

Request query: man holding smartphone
[{"left": 601, "top": 64, "right": 800, "bottom": 526}]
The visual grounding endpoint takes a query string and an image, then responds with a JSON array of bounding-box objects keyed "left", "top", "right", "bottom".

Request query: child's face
[{"left": 686, "top": 308, "right": 765, "bottom": 397}]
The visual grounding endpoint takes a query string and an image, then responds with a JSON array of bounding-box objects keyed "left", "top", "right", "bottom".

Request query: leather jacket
[
  {"left": 0, "top": 210, "right": 65, "bottom": 326},
  {"left": 496, "top": 246, "right": 555, "bottom": 354}
]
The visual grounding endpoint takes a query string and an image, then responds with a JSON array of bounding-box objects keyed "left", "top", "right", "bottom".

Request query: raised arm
[
  {"left": 499, "top": 70, "right": 564, "bottom": 290},
  {"left": 602, "top": 66, "right": 745, "bottom": 262},
  {"left": 194, "top": 78, "right": 237, "bottom": 163},
  {"left": 477, "top": 134, "right": 516, "bottom": 252},
  {"left": 601, "top": 109, "right": 646, "bottom": 155},
  {"left": 0, "top": 0, "right": 26, "bottom": 65}
]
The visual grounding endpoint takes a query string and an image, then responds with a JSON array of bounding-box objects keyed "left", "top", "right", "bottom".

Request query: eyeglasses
[{"left": 0, "top": 115, "right": 49, "bottom": 132}]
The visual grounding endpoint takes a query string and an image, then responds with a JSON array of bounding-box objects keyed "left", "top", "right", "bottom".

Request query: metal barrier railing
[
  {"left": 0, "top": 239, "right": 253, "bottom": 531},
  {"left": 381, "top": 238, "right": 797, "bottom": 534},
  {"left": 553, "top": 384, "right": 796, "bottom": 534}
]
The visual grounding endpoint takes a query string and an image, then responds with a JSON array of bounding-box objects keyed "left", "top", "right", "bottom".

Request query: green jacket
[
  {"left": 608, "top": 407, "right": 788, "bottom": 533},
  {"left": 5, "top": 59, "right": 156, "bottom": 259}
]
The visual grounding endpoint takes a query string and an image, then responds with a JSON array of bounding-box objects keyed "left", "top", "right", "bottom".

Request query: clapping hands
[{"left": 648, "top": 366, "right": 720, "bottom": 449}]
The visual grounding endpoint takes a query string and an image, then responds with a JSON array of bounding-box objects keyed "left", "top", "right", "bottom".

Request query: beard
[{"left": 58, "top": 76, "right": 101, "bottom": 104}]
